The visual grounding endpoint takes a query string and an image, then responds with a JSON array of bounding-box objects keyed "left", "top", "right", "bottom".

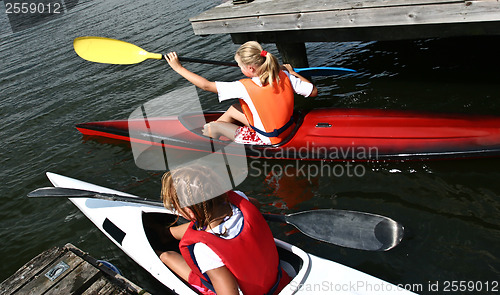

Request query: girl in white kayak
[
  {"left": 159, "top": 166, "right": 291, "bottom": 295},
  {"left": 165, "top": 41, "right": 317, "bottom": 145}
]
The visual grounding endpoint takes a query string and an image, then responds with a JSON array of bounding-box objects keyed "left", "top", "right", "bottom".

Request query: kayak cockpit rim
[
  {"left": 177, "top": 111, "right": 306, "bottom": 148},
  {"left": 141, "top": 210, "right": 311, "bottom": 294}
]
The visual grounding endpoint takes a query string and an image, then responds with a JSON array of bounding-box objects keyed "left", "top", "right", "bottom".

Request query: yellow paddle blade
[{"left": 73, "top": 36, "right": 163, "bottom": 65}]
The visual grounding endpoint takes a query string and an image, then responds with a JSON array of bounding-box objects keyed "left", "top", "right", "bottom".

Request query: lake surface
[{"left": 1, "top": 0, "right": 499, "bottom": 293}]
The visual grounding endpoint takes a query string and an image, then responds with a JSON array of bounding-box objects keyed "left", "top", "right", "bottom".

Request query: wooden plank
[
  {"left": 191, "top": 0, "right": 463, "bottom": 21},
  {"left": 1, "top": 244, "right": 151, "bottom": 295},
  {"left": 191, "top": 0, "right": 500, "bottom": 36},
  {"left": 81, "top": 276, "right": 129, "bottom": 295},
  {"left": 0, "top": 247, "right": 64, "bottom": 295},
  {"left": 81, "top": 277, "right": 114, "bottom": 295},
  {"left": 65, "top": 244, "right": 151, "bottom": 295},
  {"left": 44, "top": 262, "right": 100, "bottom": 295},
  {"left": 15, "top": 251, "right": 86, "bottom": 294}
]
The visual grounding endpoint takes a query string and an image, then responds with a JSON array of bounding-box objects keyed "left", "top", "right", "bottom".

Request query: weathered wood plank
[
  {"left": 15, "top": 251, "right": 85, "bottom": 295},
  {"left": 193, "top": 1, "right": 500, "bottom": 35},
  {"left": 84, "top": 277, "right": 128, "bottom": 295},
  {"left": 65, "top": 244, "right": 150, "bottom": 295},
  {"left": 0, "top": 247, "right": 64, "bottom": 295},
  {"left": 191, "top": 0, "right": 463, "bottom": 21},
  {"left": 43, "top": 260, "right": 100, "bottom": 295},
  {"left": 1, "top": 244, "right": 150, "bottom": 295},
  {"left": 81, "top": 277, "right": 114, "bottom": 295}
]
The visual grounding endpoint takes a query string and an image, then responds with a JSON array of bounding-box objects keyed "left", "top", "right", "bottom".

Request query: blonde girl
[
  {"left": 165, "top": 41, "right": 317, "bottom": 145},
  {"left": 159, "top": 167, "right": 291, "bottom": 295}
]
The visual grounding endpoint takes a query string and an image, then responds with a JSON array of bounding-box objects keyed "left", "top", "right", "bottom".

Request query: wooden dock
[
  {"left": 190, "top": 0, "right": 500, "bottom": 66},
  {"left": 0, "top": 243, "right": 151, "bottom": 295}
]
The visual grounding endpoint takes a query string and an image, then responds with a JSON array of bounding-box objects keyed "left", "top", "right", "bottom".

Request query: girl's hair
[
  {"left": 236, "top": 41, "right": 281, "bottom": 86},
  {"left": 161, "top": 166, "right": 230, "bottom": 230}
]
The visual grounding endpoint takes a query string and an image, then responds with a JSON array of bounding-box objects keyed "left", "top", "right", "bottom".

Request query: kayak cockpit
[
  {"left": 142, "top": 211, "right": 307, "bottom": 294},
  {"left": 178, "top": 111, "right": 305, "bottom": 148}
]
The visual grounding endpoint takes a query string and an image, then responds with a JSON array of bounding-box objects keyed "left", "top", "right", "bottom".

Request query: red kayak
[{"left": 76, "top": 108, "right": 500, "bottom": 161}]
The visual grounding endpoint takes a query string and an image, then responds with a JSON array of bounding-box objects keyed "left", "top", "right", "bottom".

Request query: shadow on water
[{"left": 305, "top": 36, "right": 500, "bottom": 117}]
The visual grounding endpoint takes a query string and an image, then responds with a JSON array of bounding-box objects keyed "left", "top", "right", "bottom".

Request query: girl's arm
[
  {"left": 248, "top": 196, "right": 262, "bottom": 210},
  {"left": 283, "top": 64, "right": 318, "bottom": 97},
  {"left": 165, "top": 52, "right": 218, "bottom": 93},
  {"left": 206, "top": 266, "right": 240, "bottom": 295},
  {"left": 169, "top": 222, "right": 190, "bottom": 240}
]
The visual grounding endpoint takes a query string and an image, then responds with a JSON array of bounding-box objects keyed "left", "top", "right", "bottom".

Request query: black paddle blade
[
  {"left": 28, "top": 187, "right": 96, "bottom": 198},
  {"left": 27, "top": 187, "right": 164, "bottom": 207},
  {"left": 285, "top": 209, "right": 404, "bottom": 251}
]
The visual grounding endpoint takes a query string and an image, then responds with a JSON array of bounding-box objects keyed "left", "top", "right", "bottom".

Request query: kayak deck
[{"left": 76, "top": 108, "right": 500, "bottom": 161}]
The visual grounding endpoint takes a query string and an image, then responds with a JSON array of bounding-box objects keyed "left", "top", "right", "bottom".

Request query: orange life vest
[{"left": 239, "top": 71, "right": 295, "bottom": 144}]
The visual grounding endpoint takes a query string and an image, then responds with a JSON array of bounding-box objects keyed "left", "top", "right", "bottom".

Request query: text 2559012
[
  {"left": 5, "top": 2, "right": 62, "bottom": 14},
  {"left": 442, "top": 281, "right": 498, "bottom": 292}
]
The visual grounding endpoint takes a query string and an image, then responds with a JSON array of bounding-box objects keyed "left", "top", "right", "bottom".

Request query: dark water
[{"left": 1, "top": 0, "right": 500, "bottom": 294}]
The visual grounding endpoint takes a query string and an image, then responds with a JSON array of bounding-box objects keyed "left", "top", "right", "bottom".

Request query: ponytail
[
  {"left": 235, "top": 41, "right": 281, "bottom": 87},
  {"left": 161, "top": 166, "right": 231, "bottom": 230}
]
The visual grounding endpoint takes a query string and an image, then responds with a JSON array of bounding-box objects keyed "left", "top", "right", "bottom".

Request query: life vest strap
[
  {"left": 266, "top": 263, "right": 284, "bottom": 295},
  {"left": 250, "top": 115, "right": 294, "bottom": 138}
]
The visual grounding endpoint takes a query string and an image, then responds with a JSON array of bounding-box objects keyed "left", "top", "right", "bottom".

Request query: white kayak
[{"left": 45, "top": 172, "right": 416, "bottom": 295}]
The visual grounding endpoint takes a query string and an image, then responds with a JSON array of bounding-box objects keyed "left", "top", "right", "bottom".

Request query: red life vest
[
  {"left": 179, "top": 191, "right": 291, "bottom": 295},
  {"left": 239, "top": 71, "right": 295, "bottom": 145}
]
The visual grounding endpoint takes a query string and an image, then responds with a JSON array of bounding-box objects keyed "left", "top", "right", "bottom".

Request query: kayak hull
[
  {"left": 76, "top": 108, "right": 500, "bottom": 161},
  {"left": 45, "top": 172, "right": 416, "bottom": 294}
]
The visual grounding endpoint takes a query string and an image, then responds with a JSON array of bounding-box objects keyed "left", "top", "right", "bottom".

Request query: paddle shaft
[
  {"left": 178, "top": 57, "right": 355, "bottom": 75},
  {"left": 73, "top": 37, "right": 356, "bottom": 76},
  {"left": 179, "top": 57, "right": 238, "bottom": 68},
  {"left": 28, "top": 187, "right": 403, "bottom": 251},
  {"left": 29, "top": 187, "right": 286, "bottom": 223},
  {"left": 261, "top": 213, "right": 286, "bottom": 223}
]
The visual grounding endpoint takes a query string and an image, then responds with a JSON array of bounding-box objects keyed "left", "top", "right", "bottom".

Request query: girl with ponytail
[{"left": 165, "top": 41, "right": 317, "bottom": 145}]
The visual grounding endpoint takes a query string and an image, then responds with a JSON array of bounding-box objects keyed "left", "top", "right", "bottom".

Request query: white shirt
[
  {"left": 192, "top": 191, "right": 248, "bottom": 274},
  {"left": 215, "top": 72, "right": 314, "bottom": 144}
]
